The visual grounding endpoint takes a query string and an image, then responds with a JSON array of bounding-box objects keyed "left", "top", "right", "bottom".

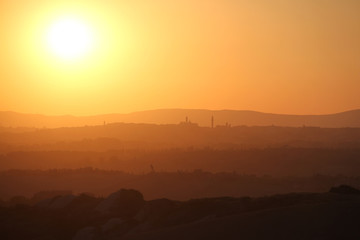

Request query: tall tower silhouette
[{"left": 211, "top": 116, "right": 214, "bottom": 128}]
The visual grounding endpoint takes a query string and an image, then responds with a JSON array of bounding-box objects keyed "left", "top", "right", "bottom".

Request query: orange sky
[{"left": 1, "top": 0, "right": 359, "bottom": 116}]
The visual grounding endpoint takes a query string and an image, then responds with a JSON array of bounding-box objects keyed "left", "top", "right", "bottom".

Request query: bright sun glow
[{"left": 46, "top": 17, "right": 95, "bottom": 61}]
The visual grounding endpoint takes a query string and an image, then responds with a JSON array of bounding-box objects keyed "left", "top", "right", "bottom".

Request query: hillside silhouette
[
  {"left": 1, "top": 111, "right": 360, "bottom": 239},
  {"left": 2, "top": 168, "right": 360, "bottom": 201},
  {"left": 1, "top": 108, "right": 360, "bottom": 128},
  {"left": 1, "top": 187, "right": 360, "bottom": 240}
]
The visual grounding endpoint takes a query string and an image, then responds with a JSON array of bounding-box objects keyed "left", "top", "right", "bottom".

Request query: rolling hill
[{"left": 1, "top": 109, "right": 360, "bottom": 128}]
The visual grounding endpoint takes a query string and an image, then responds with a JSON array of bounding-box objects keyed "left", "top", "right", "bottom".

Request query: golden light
[{"left": 46, "top": 16, "right": 95, "bottom": 61}]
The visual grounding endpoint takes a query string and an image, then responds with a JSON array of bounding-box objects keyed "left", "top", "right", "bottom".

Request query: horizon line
[{"left": 0, "top": 107, "right": 360, "bottom": 117}]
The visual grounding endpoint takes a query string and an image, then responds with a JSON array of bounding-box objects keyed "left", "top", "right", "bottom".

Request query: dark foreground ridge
[{"left": 1, "top": 186, "right": 360, "bottom": 240}]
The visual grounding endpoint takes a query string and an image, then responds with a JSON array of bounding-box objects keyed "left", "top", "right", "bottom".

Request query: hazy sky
[{"left": 1, "top": 0, "right": 359, "bottom": 115}]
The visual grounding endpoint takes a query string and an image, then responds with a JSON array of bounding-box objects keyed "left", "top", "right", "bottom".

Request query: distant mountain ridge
[{"left": 1, "top": 109, "right": 360, "bottom": 128}]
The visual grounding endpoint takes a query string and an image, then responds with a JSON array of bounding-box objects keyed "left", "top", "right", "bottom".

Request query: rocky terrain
[{"left": 1, "top": 186, "right": 360, "bottom": 240}]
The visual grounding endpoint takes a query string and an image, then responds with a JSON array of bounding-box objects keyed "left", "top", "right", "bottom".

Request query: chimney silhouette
[{"left": 211, "top": 116, "right": 214, "bottom": 128}]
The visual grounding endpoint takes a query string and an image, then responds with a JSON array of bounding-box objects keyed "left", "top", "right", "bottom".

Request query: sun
[{"left": 46, "top": 17, "right": 95, "bottom": 61}]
